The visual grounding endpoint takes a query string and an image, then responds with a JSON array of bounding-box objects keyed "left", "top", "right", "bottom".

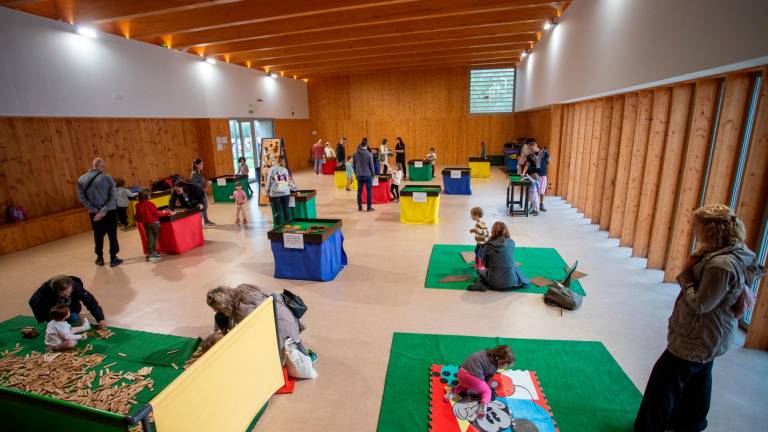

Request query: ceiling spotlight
[
  {"left": 522, "top": 49, "right": 530, "bottom": 58},
  {"left": 543, "top": 21, "right": 551, "bottom": 30},
  {"left": 547, "top": 17, "right": 559, "bottom": 29},
  {"left": 203, "top": 57, "right": 216, "bottom": 65},
  {"left": 75, "top": 25, "right": 98, "bottom": 38},
  {"left": 269, "top": 72, "right": 278, "bottom": 79}
]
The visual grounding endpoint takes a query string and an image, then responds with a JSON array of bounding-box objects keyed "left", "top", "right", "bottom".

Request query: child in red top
[
  {"left": 134, "top": 188, "right": 162, "bottom": 261},
  {"left": 229, "top": 182, "right": 248, "bottom": 224}
]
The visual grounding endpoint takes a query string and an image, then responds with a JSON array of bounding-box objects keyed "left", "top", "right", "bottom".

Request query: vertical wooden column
[
  {"left": 577, "top": 103, "right": 596, "bottom": 212},
  {"left": 609, "top": 93, "right": 638, "bottom": 238},
  {"left": 547, "top": 105, "right": 564, "bottom": 196},
  {"left": 703, "top": 74, "right": 752, "bottom": 205},
  {"left": 621, "top": 91, "right": 654, "bottom": 247},
  {"left": 599, "top": 96, "right": 625, "bottom": 230},
  {"left": 647, "top": 84, "right": 693, "bottom": 269},
  {"left": 591, "top": 100, "right": 613, "bottom": 224},
  {"left": 556, "top": 106, "right": 573, "bottom": 197},
  {"left": 568, "top": 105, "right": 585, "bottom": 205},
  {"left": 665, "top": 80, "right": 720, "bottom": 282},
  {"left": 584, "top": 101, "right": 604, "bottom": 220},
  {"left": 633, "top": 88, "right": 672, "bottom": 257}
]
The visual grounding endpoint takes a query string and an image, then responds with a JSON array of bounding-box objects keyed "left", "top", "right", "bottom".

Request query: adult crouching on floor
[
  {"left": 634, "top": 204, "right": 764, "bottom": 432},
  {"left": 468, "top": 221, "right": 528, "bottom": 292},
  {"left": 29, "top": 275, "right": 107, "bottom": 329},
  {"left": 203, "top": 284, "right": 308, "bottom": 356}
]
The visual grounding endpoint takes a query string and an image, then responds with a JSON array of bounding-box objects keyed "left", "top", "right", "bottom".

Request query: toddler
[
  {"left": 469, "top": 207, "right": 489, "bottom": 269},
  {"left": 391, "top": 163, "right": 403, "bottom": 202},
  {"left": 444, "top": 345, "right": 515, "bottom": 418},
  {"left": 345, "top": 156, "right": 355, "bottom": 191},
  {"left": 230, "top": 182, "right": 248, "bottom": 224},
  {"left": 114, "top": 178, "right": 137, "bottom": 229},
  {"left": 135, "top": 188, "right": 162, "bottom": 261},
  {"left": 426, "top": 147, "right": 437, "bottom": 178},
  {"left": 45, "top": 305, "right": 90, "bottom": 351},
  {"left": 522, "top": 173, "right": 541, "bottom": 216}
]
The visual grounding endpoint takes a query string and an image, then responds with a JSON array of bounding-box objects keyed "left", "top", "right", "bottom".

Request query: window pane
[{"left": 469, "top": 68, "right": 515, "bottom": 114}]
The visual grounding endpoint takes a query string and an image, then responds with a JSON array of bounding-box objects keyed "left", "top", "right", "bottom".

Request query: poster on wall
[{"left": 259, "top": 137, "right": 291, "bottom": 205}]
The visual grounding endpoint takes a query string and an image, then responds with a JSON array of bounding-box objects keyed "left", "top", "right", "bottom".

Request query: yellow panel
[
  {"left": 334, "top": 170, "right": 357, "bottom": 189},
  {"left": 151, "top": 297, "right": 283, "bottom": 432},
  {"left": 127, "top": 194, "right": 171, "bottom": 227},
  {"left": 468, "top": 161, "right": 491, "bottom": 178},
  {"left": 399, "top": 196, "right": 440, "bottom": 224}
]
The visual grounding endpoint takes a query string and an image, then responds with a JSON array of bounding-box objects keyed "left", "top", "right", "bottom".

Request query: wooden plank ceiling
[{"left": 4, "top": 0, "right": 570, "bottom": 79}]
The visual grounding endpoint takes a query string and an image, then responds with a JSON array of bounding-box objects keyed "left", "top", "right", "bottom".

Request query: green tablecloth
[
  {"left": 271, "top": 192, "right": 317, "bottom": 225},
  {"left": 408, "top": 162, "right": 433, "bottom": 181},
  {"left": 211, "top": 176, "right": 253, "bottom": 203}
]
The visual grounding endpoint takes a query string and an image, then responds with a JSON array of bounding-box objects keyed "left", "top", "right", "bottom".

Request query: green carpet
[
  {"left": 377, "top": 333, "right": 641, "bottom": 432},
  {"left": 425, "top": 244, "right": 586, "bottom": 295},
  {"left": 0, "top": 315, "right": 199, "bottom": 416}
]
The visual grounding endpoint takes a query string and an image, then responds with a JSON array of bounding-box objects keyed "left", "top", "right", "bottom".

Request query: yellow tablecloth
[
  {"left": 400, "top": 195, "right": 440, "bottom": 224},
  {"left": 127, "top": 194, "right": 171, "bottom": 226},
  {"left": 468, "top": 161, "right": 491, "bottom": 178},
  {"left": 335, "top": 170, "right": 357, "bottom": 189}
]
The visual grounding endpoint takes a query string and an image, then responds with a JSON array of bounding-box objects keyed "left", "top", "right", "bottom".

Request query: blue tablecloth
[
  {"left": 270, "top": 230, "right": 348, "bottom": 281},
  {"left": 504, "top": 148, "right": 519, "bottom": 172},
  {"left": 442, "top": 173, "right": 472, "bottom": 195}
]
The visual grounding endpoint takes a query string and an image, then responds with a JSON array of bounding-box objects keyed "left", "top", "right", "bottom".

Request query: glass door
[{"left": 229, "top": 119, "right": 273, "bottom": 182}]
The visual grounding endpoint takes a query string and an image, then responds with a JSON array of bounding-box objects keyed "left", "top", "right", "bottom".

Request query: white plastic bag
[{"left": 284, "top": 338, "right": 318, "bottom": 379}]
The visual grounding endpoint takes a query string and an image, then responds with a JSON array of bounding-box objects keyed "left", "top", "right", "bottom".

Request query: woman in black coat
[
  {"left": 395, "top": 137, "right": 407, "bottom": 179},
  {"left": 469, "top": 222, "right": 528, "bottom": 292}
]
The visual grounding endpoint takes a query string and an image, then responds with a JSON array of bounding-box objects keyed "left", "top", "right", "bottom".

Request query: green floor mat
[
  {"left": 425, "top": 244, "right": 586, "bottom": 295},
  {"left": 377, "top": 333, "right": 641, "bottom": 432},
  {"left": 0, "top": 315, "right": 200, "bottom": 416}
]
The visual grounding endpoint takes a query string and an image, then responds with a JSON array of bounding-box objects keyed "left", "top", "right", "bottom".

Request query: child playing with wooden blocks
[
  {"left": 444, "top": 345, "right": 515, "bottom": 418},
  {"left": 469, "top": 207, "right": 489, "bottom": 269},
  {"left": 229, "top": 182, "right": 248, "bottom": 224},
  {"left": 45, "top": 305, "right": 90, "bottom": 351}
]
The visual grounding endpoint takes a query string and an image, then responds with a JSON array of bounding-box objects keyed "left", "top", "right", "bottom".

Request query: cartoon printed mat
[
  {"left": 376, "top": 333, "right": 641, "bottom": 432},
  {"left": 429, "top": 365, "right": 557, "bottom": 432}
]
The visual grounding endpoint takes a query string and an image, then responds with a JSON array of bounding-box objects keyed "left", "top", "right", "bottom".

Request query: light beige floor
[{"left": 1, "top": 167, "right": 766, "bottom": 431}]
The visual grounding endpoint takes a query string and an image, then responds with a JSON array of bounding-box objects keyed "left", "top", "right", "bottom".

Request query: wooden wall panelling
[
  {"left": 647, "top": 84, "right": 695, "bottom": 268},
  {"left": 703, "top": 74, "right": 752, "bottom": 205},
  {"left": 608, "top": 93, "right": 638, "bottom": 238},
  {"left": 274, "top": 119, "right": 312, "bottom": 170},
  {"left": 547, "top": 105, "right": 564, "bottom": 196},
  {"left": 599, "top": 96, "right": 625, "bottom": 230},
  {"left": 567, "top": 104, "right": 584, "bottom": 205},
  {"left": 557, "top": 106, "right": 574, "bottom": 199},
  {"left": 584, "top": 100, "right": 603, "bottom": 220},
  {"left": 664, "top": 79, "right": 720, "bottom": 281},
  {"left": 577, "top": 102, "right": 595, "bottom": 212},
  {"left": 591, "top": 99, "right": 613, "bottom": 224},
  {"left": 633, "top": 88, "right": 673, "bottom": 256},
  {"left": 620, "top": 91, "right": 654, "bottom": 247}
]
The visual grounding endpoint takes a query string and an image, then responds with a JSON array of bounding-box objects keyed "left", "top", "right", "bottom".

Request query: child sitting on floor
[
  {"left": 229, "top": 182, "right": 248, "bottom": 224},
  {"left": 134, "top": 188, "right": 162, "bottom": 262},
  {"left": 114, "top": 178, "right": 137, "bottom": 229},
  {"left": 522, "top": 173, "right": 541, "bottom": 216},
  {"left": 391, "top": 163, "right": 403, "bottom": 202},
  {"left": 469, "top": 207, "right": 489, "bottom": 269},
  {"left": 45, "top": 305, "right": 89, "bottom": 351},
  {"left": 345, "top": 156, "right": 355, "bottom": 191},
  {"left": 444, "top": 345, "right": 515, "bottom": 418}
]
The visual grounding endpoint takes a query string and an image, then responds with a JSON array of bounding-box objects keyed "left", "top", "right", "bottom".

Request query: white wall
[
  {"left": 516, "top": 0, "right": 768, "bottom": 111},
  {"left": 0, "top": 7, "right": 308, "bottom": 118}
]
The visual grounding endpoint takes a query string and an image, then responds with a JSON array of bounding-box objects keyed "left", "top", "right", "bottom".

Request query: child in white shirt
[
  {"left": 115, "top": 178, "right": 137, "bottom": 229},
  {"left": 426, "top": 148, "right": 437, "bottom": 178},
  {"left": 391, "top": 163, "right": 404, "bottom": 202},
  {"left": 45, "top": 305, "right": 90, "bottom": 351},
  {"left": 522, "top": 173, "right": 541, "bottom": 216}
]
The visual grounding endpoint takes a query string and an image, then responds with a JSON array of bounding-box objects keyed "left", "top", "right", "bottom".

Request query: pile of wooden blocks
[{"left": 0, "top": 344, "right": 154, "bottom": 415}]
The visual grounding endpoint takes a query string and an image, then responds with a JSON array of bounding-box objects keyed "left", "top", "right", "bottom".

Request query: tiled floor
[{"left": 1, "top": 167, "right": 766, "bottom": 431}]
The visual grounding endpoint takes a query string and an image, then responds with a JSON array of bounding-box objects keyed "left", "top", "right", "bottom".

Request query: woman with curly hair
[{"left": 635, "top": 204, "right": 764, "bottom": 432}]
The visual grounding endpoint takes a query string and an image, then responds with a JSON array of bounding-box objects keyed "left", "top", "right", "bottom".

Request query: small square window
[{"left": 469, "top": 68, "right": 515, "bottom": 114}]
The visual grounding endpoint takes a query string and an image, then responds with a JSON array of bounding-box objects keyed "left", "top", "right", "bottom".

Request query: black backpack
[
  {"left": 282, "top": 289, "right": 307, "bottom": 319},
  {"left": 543, "top": 281, "right": 583, "bottom": 311}
]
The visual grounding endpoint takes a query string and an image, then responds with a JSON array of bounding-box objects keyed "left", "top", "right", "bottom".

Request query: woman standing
[
  {"left": 191, "top": 159, "right": 215, "bottom": 226},
  {"left": 634, "top": 204, "right": 762, "bottom": 432},
  {"left": 395, "top": 137, "right": 406, "bottom": 179},
  {"left": 266, "top": 156, "right": 294, "bottom": 226},
  {"left": 380, "top": 138, "right": 391, "bottom": 173},
  {"left": 468, "top": 222, "right": 528, "bottom": 292}
]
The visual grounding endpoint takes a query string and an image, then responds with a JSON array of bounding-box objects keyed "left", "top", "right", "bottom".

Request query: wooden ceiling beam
[
  {"left": 305, "top": 61, "right": 518, "bottom": 79},
  {"left": 228, "top": 36, "right": 531, "bottom": 66},
  {"left": 282, "top": 52, "right": 521, "bottom": 76},
  {"left": 265, "top": 45, "right": 524, "bottom": 71},
  {"left": 161, "top": 2, "right": 554, "bottom": 50},
  {"left": 203, "top": 25, "right": 538, "bottom": 59},
  {"left": 60, "top": 0, "right": 241, "bottom": 25}
]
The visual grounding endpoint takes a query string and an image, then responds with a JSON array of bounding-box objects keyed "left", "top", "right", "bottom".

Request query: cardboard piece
[
  {"left": 459, "top": 251, "right": 475, "bottom": 264},
  {"left": 564, "top": 266, "right": 587, "bottom": 280},
  {"left": 530, "top": 276, "right": 552, "bottom": 287},
  {"left": 439, "top": 275, "right": 471, "bottom": 283}
]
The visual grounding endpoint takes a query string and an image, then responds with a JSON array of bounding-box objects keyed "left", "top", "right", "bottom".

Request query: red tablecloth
[
  {"left": 136, "top": 212, "right": 204, "bottom": 254},
  {"left": 321, "top": 159, "right": 337, "bottom": 175},
  {"left": 361, "top": 179, "right": 394, "bottom": 204}
]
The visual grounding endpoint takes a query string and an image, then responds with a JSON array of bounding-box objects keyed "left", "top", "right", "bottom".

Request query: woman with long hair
[
  {"left": 395, "top": 137, "right": 406, "bottom": 179},
  {"left": 634, "top": 204, "right": 763, "bottom": 431},
  {"left": 190, "top": 158, "right": 215, "bottom": 225},
  {"left": 469, "top": 221, "right": 528, "bottom": 291}
]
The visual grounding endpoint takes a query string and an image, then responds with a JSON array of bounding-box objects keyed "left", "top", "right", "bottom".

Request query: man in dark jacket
[
  {"left": 169, "top": 181, "right": 206, "bottom": 211},
  {"left": 336, "top": 138, "right": 346, "bottom": 165},
  {"left": 353, "top": 138, "right": 375, "bottom": 212},
  {"left": 29, "top": 275, "right": 107, "bottom": 329}
]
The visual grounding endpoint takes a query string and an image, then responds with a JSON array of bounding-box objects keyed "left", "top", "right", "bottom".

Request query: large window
[
  {"left": 469, "top": 68, "right": 515, "bottom": 114},
  {"left": 229, "top": 119, "right": 273, "bottom": 182}
]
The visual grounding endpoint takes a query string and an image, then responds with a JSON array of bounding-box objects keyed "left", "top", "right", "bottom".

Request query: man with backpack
[{"left": 77, "top": 158, "right": 122, "bottom": 267}]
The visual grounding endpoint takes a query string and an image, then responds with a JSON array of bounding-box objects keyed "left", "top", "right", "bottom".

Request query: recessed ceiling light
[
  {"left": 203, "top": 57, "right": 216, "bottom": 65},
  {"left": 75, "top": 25, "right": 97, "bottom": 38},
  {"left": 269, "top": 72, "right": 278, "bottom": 79}
]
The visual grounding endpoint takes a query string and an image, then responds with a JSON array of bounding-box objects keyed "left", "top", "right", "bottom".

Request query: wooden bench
[{"left": 0, "top": 208, "right": 91, "bottom": 255}]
